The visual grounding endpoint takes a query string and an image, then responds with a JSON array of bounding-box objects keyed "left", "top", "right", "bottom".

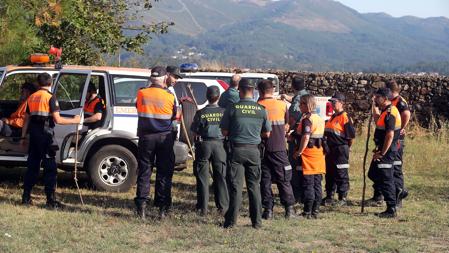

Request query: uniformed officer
[
  {"left": 21, "top": 73, "right": 80, "bottom": 208},
  {"left": 386, "top": 80, "right": 410, "bottom": 207},
  {"left": 191, "top": 85, "right": 229, "bottom": 216},
  {"left": 322, "top": 93, "right": 356, "bottom": 206},
  {"left": 135, "top": 66, "right": 177, "bottom": 219},
  {"left": 83, "top": 83, "right": 105, "bottom": 130},
  {"left": 293, "top": 94, "right": 326, "bottom": 219},
  {"left": 220, "top": 78, "right": 271, "bottom": 229},
  {"left": 218, "top": 74, "right": 240, "bottom": 108},
  {"left": 257, "top": 80, "right": 296, "bottom": 219},
  {"left": 282, "top": 76, "right": 308, "bottom": 204},
  {"left": 368, "top": 88, "right": 402, "bottom": 218}
]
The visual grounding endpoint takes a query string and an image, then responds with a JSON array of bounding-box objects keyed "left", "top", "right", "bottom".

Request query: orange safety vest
[
  {"left": 83, "top": 96, "right": 104, "bottom": 116},
  {"left": 297, "top": 113, "right": 326, "bottom": 175},
  {"left": 325, "top": 112, "right": 349, "bottom": 138},
  {"left": 7, "top": 101, "right": 27, "bottom": 128},
  {"left": 258, "top": 98, "right": 287, "bottom": 126},
  {"left": 376, "top": 105, "right": 401, "bottom": 131},
  {"left": 391, "top": 96, "right": 407, "bottom": 108},
  {"left": 136, "top": 87, "right": 175, "bottom": 120},
  {"left": 27, "top": 89, "right": 53, "bottom": 117}
]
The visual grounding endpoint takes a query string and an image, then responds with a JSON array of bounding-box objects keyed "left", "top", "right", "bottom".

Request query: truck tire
[
  {"left": 179, "top": 100, "right": 197, "bottom": 146},
  {"left": 87, "top": 145, "right": 137, "bottom": 192}
]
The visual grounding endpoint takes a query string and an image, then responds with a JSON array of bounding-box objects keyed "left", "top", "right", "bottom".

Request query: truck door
[{"left": 52, "top": 70, "right": 91, "bottom": 163}]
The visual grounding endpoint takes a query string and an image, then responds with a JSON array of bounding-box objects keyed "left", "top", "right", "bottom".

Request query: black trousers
[
  {"left": 303, "top": 174, "right": 322, "bottom": 212},
  {"left": 325, "top": 145, "right": 350, "bottom": 198},
  {"left": 23, "top": 128, "right": 58, "bottom": 198},
  {"left": 194, "top": 140, "right": 229, "bottom": 212},
  {"left": 288, "top": 141, "right": 304, "bottom": 203},
  {"left": 368, "top": 151, "right": 397, "bottom": 207},
  {"left": 260, "top": 150, "right": 295, "bottom": 210},
  {"left": 135, "top": 132, "right": 175, "bottom": 208},
  {"left": 393, "top": 139, "right": 406, "bottom": 193}
]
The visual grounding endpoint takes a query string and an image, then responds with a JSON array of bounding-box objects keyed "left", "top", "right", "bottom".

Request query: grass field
[{"left": 0, "top": 129, "right": 448, "bottom": 252}]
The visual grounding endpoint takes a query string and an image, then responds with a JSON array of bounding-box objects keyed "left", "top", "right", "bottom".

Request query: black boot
[
  {"left": 284, "top": 205, "right": 296, "bottom": 219},
  {"left": 312, "top": 201, "right": 320, "bottom": 219},
  {"left": 397, "top": 188, "right": 409, "bottom": 208},
  {"left": 197, "top": 208, "right": 208, "bottom": 217},
  {"left": 46, "top": 193, "right": 63, "bottom": 209},
  {"left": 21, "top": 190, "right": 32, "bottom": 205},
  {"left": 135, "top": 201, "right": 147, "bottom": 219},
  {"left": 377, "top": 205, "right": 397, "bottom": 218},
  {"left": 159, "top": 206, "right": 168, "bottom": 220},
  {"left": 321, "top": 194, "right": 335, "bottom": 206},
  {"left": 301, "top": 201, "right": 313, "bottom": 219},
  {"left": 364, "top": 194, "right": 383, "bottom": 207},
  {"left": 262, "top": 208, "right": 273, "bottom": 220}
]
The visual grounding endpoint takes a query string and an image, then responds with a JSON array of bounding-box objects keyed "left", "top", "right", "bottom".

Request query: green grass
[{"left": 0, "top": 133, "right": 448, "bottom": 252}]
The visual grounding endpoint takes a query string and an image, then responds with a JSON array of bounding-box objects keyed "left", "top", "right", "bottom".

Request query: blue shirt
[{"left": 218, "top": 87, "right": 240, "bottom": 108}]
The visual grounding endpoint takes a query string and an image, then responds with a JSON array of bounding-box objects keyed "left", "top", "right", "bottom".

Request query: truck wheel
[{"left": 87, "top": 145, "right": 137, "bottom": 192}]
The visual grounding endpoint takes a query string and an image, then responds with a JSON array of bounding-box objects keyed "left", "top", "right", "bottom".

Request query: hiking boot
[
  {"left": 252, "top": 223, "right": 262, "bottom": 229},
  {"left": 197, "top": 208, "right": 208, "bottom": 217},
  {"left": 321, "top": 196, "right": 335, "bottom": 206},
  {"left": 262, "top": 208, "right": 273, "bottom": 220},
  {"left": 21, "top": 191, "right": 32, "bottom": 206},
  {"left": 301, "top": 212, "right": 312, "bottom": 219},
  {"left": 284, "top": 205, "right": 296, "bottom": 219},
  {"left": 376, "top": 206, "right": 397, "bottom": 218},
  {"left": 136, "top": 202, "right": 147, "bottom": 219},
  {"left": 159, "top": 207, "right": 168, "bottom": 220},
  {"left": 312, "top": 201, "right": 320, "bottom": 219}
]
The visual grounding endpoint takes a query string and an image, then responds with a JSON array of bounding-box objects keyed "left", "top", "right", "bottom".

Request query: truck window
[
  {"left": 174, "top": 81, "right": 207, "bottom": 105},
  {"left": 54, "top": 74, "right": 89, "bottom": 110},
  {"left": 0, "top": 73, "right": 39, "bottom": 100},
  {"left": 112, "top": 76, "right": 149, "bottom": 105}
]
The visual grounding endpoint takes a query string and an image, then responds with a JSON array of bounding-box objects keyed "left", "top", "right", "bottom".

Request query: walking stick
[
  {"left": 361, "top": 103, "right": 373, "bottom": 213},
  {"left": 181, "top": 113, "right": 195, "bottom": 161},
  {"left": 74, "top": 113, "right": 85, "bottom": 205}
]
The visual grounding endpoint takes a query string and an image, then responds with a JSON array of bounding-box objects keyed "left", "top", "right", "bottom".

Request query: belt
[
  {"left": 232, "top": 143, "right": 258, "bottom": 148},
  {"left": 202, "top": 137, "right": 223, "bottom": 141}
]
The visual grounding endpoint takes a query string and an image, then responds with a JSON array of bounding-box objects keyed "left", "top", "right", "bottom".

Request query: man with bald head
[{"left": 218, "top": 74, "right": 240, "bottom": 108}]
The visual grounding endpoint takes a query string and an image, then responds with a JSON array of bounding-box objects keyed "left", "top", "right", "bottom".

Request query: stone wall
[{"left": 200, "top": 68, "right": 449, "bottom": 128}]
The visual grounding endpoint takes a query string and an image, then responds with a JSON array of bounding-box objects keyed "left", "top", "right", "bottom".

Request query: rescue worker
[
  {"left": 367, "top": 88, "right": 401, "bottom": 218},
  {"left": 165, "top": 65, "right": 183, "bottom": 128},
  {"left": 257, "top": 80, "right": 296, "bottom": 219},
  {"left": 220, "top": 78, "right": 271, "bottom": 229},
  {"left": 218, "top": 74, "right": 240, "bottom": 108},
  {"left": 135, "top": 66, "right": 177, "bottom": 219},
  {"left": 293, "top": 94, "right": 325, "bottom": 219},
  {"left": 322, "top": 93, "right": 356, "bottom": 206},
  {"left": 0, "top": 82, "right": 36, "bottom": 137},
  {"left": 21, "top": 73, "right": 80, "bottom": 208},
  {"left": 191, "top": 86, "right": 229, "bottom": 216},
  {"left": 83, "top": 83, "right": 105, "bottom": 130},
  {"left": 281, "top": 76, "right": 308, "bottom": 204},
  {"left": 386, "top": 80, "right": 410, "bottom": 207}
]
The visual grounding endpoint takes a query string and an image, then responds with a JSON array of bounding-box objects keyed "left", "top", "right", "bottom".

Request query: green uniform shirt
[
  {"left": 191, "top": 104, "right": 225, "bottom": 139},
  {"left": 288, "top": 89, "right": 308, "bottom": 124},
  {"left": 220, "top": 98, "right": 271, "bottom": 145},
  {"left": 218, "top": 87, "right": 240, "bottom": 108}
]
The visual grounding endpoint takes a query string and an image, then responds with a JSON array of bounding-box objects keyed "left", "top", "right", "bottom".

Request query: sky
[{"left": 337, "top": 0, "right": 449, "bottom": 18}]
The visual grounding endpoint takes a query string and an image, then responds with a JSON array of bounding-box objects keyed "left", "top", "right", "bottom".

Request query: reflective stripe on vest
[
  {"left": 258, "top": 98, "right": 286, "bottom": 126},
  {"left": 376, "top": 105, "right": 401, "bottom": 131},
  {"left": 336, "top": 164, "right": 350, "bottom": 169},
  {"left": 325, "top": 112, "right": 349, "bottom": 138},
  {"left": 27, "top": 89, "right": 52, "bottom": 117},
  {"left": 377, "top": 163, "right": 393, "bottom": 169},
  {"left": 136, "top": 86, "right": 175, "bottom": 120}
]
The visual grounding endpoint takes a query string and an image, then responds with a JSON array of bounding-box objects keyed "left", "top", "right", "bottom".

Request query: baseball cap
[
  {"left": 206, "top": 85, "right": 220, "bottom": 99},
  {"left": 374, "top": 87, "right": 392, "bottom": 99},
  {"left": 166, "top": 65, "right": 183, "bottom": 79},
  {"left": 150, "top": 66, "right": 167, "bottom": 77},
  {"left": 329, "top": 92, "right": 345, "bottom": 102},
  {"left": 239, "top": 78, "right": 255, "bottom": 88}
]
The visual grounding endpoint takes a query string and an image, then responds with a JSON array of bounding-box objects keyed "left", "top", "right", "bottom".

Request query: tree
[{"left": 0, "top": 0, "right": 173, "bottom": 66}]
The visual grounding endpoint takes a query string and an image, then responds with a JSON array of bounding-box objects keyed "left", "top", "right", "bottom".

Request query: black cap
[
  {"left": 206, "top": 85, "right": 220, "bottom": 100},
  {"left": 166, "top": 65, "right": 183, "bottom": 79},
  {"left": 150, "top": 66, "right": 167, "bottom": 77},
  {"left": 374, "top": 87, "right": 392, "bottom": 99},
  {"left": 239, "top": 78, "right": 255, "bottom": 88},
  {"left": 329, "top": 92, "right": 345, "bottom": 102}
]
